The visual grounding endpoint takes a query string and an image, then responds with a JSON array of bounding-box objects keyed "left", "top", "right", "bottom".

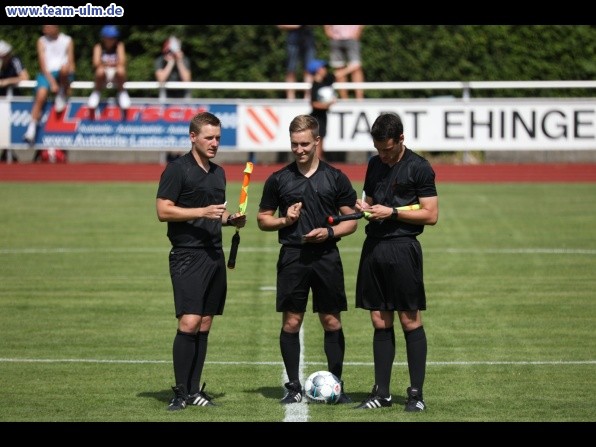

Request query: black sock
[
  {"left": 280, "top": 329, "right": 301, "bottom": 383},
  {"left": 172, "top": 330, "right": 196, "bottom": 392},
  {"left": 373, "top": 327, "right": 395, "bottom": 398},
  {"left": 324, "top": 328, "right": 345, "bottom": 379},
  {"left": 404, "top": 326, "right": 427, "bottom": 395},
  {"left": 188, "top": 331, "right": 209, "bottom": 394}
]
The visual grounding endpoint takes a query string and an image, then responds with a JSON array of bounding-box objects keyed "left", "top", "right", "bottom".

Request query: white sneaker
[
  {"left": 23, "top": 121, "right": 37, "bottom": 145},
  {"left": 118, "top": 90, "right": 131, "bottom": 109},
  {"left": 88, "top": 90, "right": 101, "bottom": 109},
  {"left": 54, "top": 91, "right": 67, "bottom": 113}
]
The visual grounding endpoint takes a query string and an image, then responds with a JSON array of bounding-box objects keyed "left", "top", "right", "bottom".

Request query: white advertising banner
[
  {"left": 237, "top": 98, "right": 596, "bottom": 151},
  {"left": 0, "top": 100, "right": 9, "bottom": 147}
]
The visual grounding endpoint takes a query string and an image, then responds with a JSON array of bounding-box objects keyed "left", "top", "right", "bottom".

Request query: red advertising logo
[{"left": 245, "top": 107, "right": 280, "bottom": 144}]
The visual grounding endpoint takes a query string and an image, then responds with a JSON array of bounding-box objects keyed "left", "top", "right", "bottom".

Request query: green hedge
[{"left": 3, "top": 25, "right": 594, "bottom": 98}]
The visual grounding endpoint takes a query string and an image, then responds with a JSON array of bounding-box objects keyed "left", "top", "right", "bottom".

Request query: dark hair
[
  {"left": 189, "top": 112, "right": 221, "bottom": 134},
  {"left": 371, "top": 112, "right": 403, "bottom": 141},
  {"left": 289, "top": 114, "right": 320, "bottom": 139}
]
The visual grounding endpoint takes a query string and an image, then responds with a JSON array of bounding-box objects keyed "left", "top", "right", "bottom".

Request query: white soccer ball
[
  {"left": 304, "top": 370, "right": 342, "bottom": 404},
  {"left": 317, "top": 86, "right": 336, "bottom": 103}
]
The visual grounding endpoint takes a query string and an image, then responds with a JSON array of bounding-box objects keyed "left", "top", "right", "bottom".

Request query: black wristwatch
[
  {"left": 327, "top": 227, "right": 335, "bottom": 239},
  {"left": 391, "top": 208, "right": 398, "bottom": 220}
]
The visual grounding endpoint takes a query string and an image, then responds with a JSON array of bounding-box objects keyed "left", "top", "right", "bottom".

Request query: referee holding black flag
[{"left": 156, "top": 111, "right": 246, "bottom": 411}]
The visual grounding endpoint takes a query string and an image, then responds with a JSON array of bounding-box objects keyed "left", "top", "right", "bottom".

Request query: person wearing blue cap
[
  {"left": 306, "top": 59, "right": 355, "bottom": 161},
  {"left": 307, "top": 59, "right": 334, "bottom": 160},
  {"left": 87, "top": 25, "right": 130, "bottom": 113}
]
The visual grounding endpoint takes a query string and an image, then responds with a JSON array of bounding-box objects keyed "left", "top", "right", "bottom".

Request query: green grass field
[{"left": 0, "top": 181, "right": 595, "bottom": 423}]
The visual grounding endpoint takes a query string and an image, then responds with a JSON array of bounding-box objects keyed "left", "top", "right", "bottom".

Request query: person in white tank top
[
  {"left": 41, "top": 32, "right": 71, "bottom": 72},
  {"left": 24, "top": 25, "right": 75, "bottom": 148}
]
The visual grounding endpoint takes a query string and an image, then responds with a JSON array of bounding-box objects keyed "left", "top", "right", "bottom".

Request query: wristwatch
[
  {"left": 391, "top": 208, "right": 398, "bottom": 220},
  {"left": 226, "top": 215, "right": 233, "bottom": 226}
]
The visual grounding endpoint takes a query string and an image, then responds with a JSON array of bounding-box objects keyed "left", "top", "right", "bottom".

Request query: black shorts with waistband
[
  {"left": 169, "top": 247, "right": 227, "bottom": 318},
  {"left": 276, "top": 243, "right": 348, "bottom": 314},
  {"left": 356, "top": 237, "right": 426, "bottom": 311}
]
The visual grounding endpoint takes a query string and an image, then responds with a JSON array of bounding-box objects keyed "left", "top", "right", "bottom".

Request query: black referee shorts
[
  {"left": 356, "top": 237, "right": 426, "bottom": 312},
  {"left": 169, "top": 247, "right": 227, "bottom": 318},
  {"left": 276, "top": 245, "right": 348, "bottom": 314}
]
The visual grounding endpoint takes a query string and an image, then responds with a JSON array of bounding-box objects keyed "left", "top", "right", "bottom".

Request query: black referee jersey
[
  {"left": 259, "top": 161, "right": 356, "bottom": 246},
  {"left": 157, "top": 152, "right": 226, "bottom": 248},
  {"left": 363, "top": 148, "right": 437, "bottom": 239}
]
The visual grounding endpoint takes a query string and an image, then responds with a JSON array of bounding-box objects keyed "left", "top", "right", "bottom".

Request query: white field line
[
  {"left": 1, "top": 247, "right": 596, "bottom": 255},
  {"left": 1, "top": 358, "right": 594, "bottom": 366}
]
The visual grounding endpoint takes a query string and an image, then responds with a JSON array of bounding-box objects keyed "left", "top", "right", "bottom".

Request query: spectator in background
[
  {"left": 277, "top": 25, "right": 316, "bottom": 100},
  {"left": 24, "top": 25, "right": 75, "bottom": 146},
  {"left": 155, "top": 36, "right": 191, "bottom": 100},
  {"left": 307, "top": 59, "right": 355, "bottom": 162},
  {"left": 324, "top": 25, "right": 365, "bottom": 100},
  {"left": 155, "top": 36, "right": 191, "bottom": 162},
  {"left": 308, "top": 59, "right": 335, "bottom": 161},
  {"left": 0, "top": 39, "right": 30, "bottom": 162},
  {"left": 0, "top": 40, "right": 30, "bottom": 96},
  {"left": 87, "top": 25, "right": 130, "bottom": 113}
]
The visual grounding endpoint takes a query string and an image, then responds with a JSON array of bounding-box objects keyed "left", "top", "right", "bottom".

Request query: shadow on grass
[
  {"left": 136, "top": 387, "right": 405, "bottom": 407},
  {"left": 252, "top": 386, "right": 405, "bottom": 406},
  {"left": 252, "top": 386, "right": 283, "bottom": 400}
]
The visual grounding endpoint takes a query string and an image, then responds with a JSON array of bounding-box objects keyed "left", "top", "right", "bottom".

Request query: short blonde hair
[{"left": 289, "top": 114, "right": 320, "bottom": 139}]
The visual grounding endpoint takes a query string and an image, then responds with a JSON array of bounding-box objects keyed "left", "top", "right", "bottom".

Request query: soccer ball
[
  {"left": 316, "top": 86, "right": 336, "bottom": 103},
  {"left": 304, "top": 370, "right": 342, "bottom": 404}
]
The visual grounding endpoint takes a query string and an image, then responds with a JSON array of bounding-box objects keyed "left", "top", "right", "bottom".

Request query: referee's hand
[
  {"left": 284, "top": 202, "right": 302, "bottom": 226},
  {"left": 228, "top": 212, "right": 247, "bottom": 228}
]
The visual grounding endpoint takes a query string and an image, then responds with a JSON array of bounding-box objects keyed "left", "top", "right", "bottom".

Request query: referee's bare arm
[
  {"left": 156, "top": 198, "right": 227, "bottom": 222},
  {"left": 257, "top": 202, "right": 302, "bottom": 231},
  {"left": 396, "top": 196, "right": 438, "bottom": 226}
]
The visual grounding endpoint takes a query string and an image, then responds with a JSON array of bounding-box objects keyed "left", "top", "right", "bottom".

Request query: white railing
[{"left": 7, "top": 80, "right": 596, "bottom": 101}]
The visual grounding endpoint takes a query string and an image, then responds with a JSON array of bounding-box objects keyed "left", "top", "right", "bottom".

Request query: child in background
[{"left": 87, "top": 25, "right": 130, "bottom": 112}]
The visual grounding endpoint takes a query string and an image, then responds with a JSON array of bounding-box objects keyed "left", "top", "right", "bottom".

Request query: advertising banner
[
  {"left": 9, "top": 100, "right": 237, "bottom": 150},
  {"left": 237, "top": 99, "right": 596, "bottom": 151},
  {"left": 5, "top": 98, "right": 595, "bottom": 151}
]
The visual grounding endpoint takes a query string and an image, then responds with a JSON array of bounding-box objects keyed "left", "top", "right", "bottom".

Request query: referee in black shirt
[
  {"left": 353, "top": 112, "right": 438, "bottom": 412},
  {"left": 156, "top": 112, "right": 246, "bottom": 411},
  {"left": 257, "top": 114, "right": 358, "bottom": 405}
]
